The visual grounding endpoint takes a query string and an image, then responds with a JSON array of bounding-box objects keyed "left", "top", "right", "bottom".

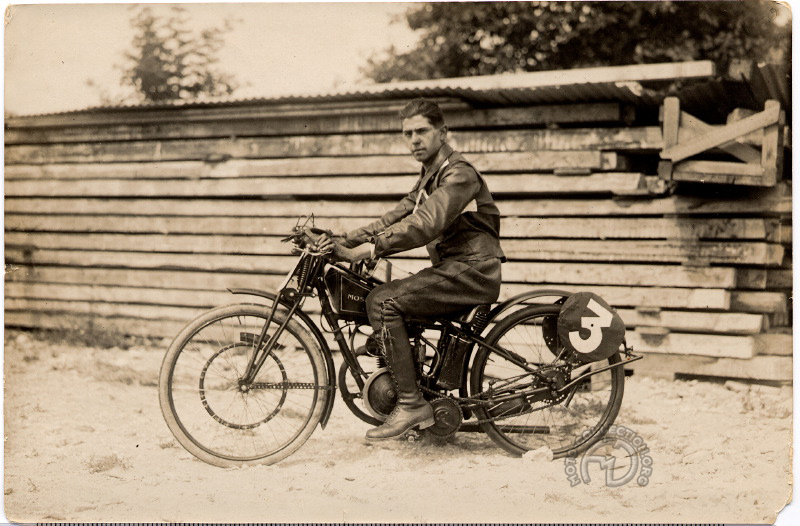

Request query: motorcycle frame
[{"left": 228, "top": 248, "right": 640, "bottom": 430}]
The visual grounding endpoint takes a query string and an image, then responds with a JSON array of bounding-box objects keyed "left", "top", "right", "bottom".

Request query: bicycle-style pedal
[{"left": 403, "top": 429, "right": 421, "bottom": 442}]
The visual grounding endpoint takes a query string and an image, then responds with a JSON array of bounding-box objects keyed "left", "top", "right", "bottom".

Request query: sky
[{"left": 4, "top": 1, "right": 419, "bottom": 116}]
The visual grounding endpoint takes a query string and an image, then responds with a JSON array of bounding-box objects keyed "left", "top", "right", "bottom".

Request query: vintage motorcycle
[{"left": 158, "top": 217, "right": 641, "bottom": 468}]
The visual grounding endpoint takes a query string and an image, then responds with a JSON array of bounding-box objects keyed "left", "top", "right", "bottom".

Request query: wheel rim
[
  {"left": 475, "top": 306, "right": 622, "bottom": 456},
  {"left": 166, "top": 312, "right": 320, "bottom": 462}
]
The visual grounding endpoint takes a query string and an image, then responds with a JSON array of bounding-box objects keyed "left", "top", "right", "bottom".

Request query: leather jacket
[{"left": 344, "top": 144, "right": 506, "bottom": 264}]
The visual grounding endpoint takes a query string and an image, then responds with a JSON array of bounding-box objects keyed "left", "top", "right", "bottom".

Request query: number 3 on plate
[{"left": 569, "top": 299, "right": 613, "bottom": 354}]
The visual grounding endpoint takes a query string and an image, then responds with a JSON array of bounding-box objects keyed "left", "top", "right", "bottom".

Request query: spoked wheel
[
  {"left": 159, "top": 304, "right": 329, "bottom": 467},
  {"left": 470, "top": 304, "right": 624, "bottom": 459}
]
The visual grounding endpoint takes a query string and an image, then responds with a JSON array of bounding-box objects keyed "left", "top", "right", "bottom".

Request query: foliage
[
  {"left": 121, "top": 6, "right": 238, "bottom": 102},
  {"left": 363, "top": 1, "right": 790, "bottom": 82}
]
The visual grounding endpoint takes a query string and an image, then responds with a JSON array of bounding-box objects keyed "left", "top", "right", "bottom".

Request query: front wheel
[
  {"left": 158, "top": 303, "right": 329, "bottom": 467},
  {"left": 470, "top": 304, "right": 624, "bottom": 459}
]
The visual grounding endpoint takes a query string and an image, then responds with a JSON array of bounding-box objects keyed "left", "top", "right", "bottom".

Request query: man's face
[{"left": 401, "top": 114, "right": 447, "bottom": 165}]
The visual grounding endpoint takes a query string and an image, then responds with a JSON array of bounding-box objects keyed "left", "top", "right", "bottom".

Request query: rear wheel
[
  {"left": 470, "top": 304, "right": 624, "bottom": 458},
  {"left": 159, "top": 304, "right": 329, "bottom": 467}
]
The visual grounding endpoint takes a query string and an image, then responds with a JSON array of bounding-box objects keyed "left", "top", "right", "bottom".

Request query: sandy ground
[{"left": 3, "top": 329, "right": 793, "bottom": 523}]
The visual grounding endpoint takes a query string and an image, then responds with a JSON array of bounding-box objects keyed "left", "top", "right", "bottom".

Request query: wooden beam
[
  {"left": 619, "top": 308, "right": 764, "bottom": 335},
  {"left": 662, "top": 104, "right": 781, "bottom": 162},
  {"left": 4, "top": 310, "right": 186, "bottom": 339},
  {"left": 675, "top": 160, "right": 765, "bottom": 177},
  {"left": 4, "top": 127, "right": 663, "bottom": 163},
  {"left": 4, "top": 151, "right": 619, "bottom": 180},
  {"left": 669, "top": 171, "right": 775, "bottom": 187},
  {"left": 767, "top": 270, "right": 792, "bottom": 289},
  {"left": 6, "top": 265, "right": 732, "bottom": 310},
  {"left": 626, "top": 330, "right": 755, "bottom": 359},
  {"left": 7, "top": 233, "right": 785, "bottom": 266},
  {"left": 680, "top": 111, "right": 761, "bottom": 163},
  {"left": 754, "top": 333, "right": 793, "bottom": 356},
  {"left": 624, "top": 352, "right": 792, "bottom": 382},
  {"left": 7, "top": 188, "right": 791, "bottom": 217},
  {"left": 761, "top": 100, "right": 785, "bottom": 186},
  {"left": 4, "top": 172, "right": 648, "bottom": 198},
  {"left": 7, "top": 215, "right": 778, "bottom": 242},
  {"left": 5, "top": 247, "right": 738, "bottom": 289},
  {"left": 6, "top": 102, "right": 625, "bottom": 140},
  {"left": 731, "top": 292, "right": 788, "bottom": 315}
]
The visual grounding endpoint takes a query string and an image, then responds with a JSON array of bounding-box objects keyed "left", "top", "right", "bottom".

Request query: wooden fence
[{"left": 4, "top": 96, "right": 792, "bottom": 382}]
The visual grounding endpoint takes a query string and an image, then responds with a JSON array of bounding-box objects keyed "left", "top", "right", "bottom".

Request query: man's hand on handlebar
[{"left": 303, "top": 227, "right": 371, "bottom": 263}]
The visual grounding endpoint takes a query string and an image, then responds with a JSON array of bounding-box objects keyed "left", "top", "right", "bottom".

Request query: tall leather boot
[{"left": 366, "top": 324, "right": 434, "bottom": 440}]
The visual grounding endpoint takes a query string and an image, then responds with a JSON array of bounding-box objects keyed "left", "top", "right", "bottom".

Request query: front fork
[{"left": 240, "top": 291, "right": 304, "bottom": 384}]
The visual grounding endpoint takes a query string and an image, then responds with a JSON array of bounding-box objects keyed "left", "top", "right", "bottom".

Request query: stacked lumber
[{"left": 4, "top": 95, "right": 792, "bottom": 382}]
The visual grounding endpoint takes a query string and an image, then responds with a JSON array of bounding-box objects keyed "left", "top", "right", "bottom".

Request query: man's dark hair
[{"left": 399, "top": 98, "right": 445, "bottom": 129}]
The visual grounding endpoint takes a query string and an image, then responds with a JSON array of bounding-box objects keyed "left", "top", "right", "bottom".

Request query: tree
[
  {"left": 121, "top": 6, "right": 238, "bottom": 102},
  {"left": 363, "top": 1, "right": 790, "bottom": 82}
]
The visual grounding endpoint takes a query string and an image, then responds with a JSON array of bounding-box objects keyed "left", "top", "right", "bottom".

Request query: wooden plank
[
  {"left": 5, "top": 282, "right": 235, "bottom": 308},
  {"left": 4, "top": 310, "right": 186, "bottom": 339},
  {"left": 679, "top": 111, "right": 761, "bottom": 163},
  {"left": 625, "top": 353, "right": 792, "bottom": 382},
  {"left": 386, "top": 60, "right": 715, "bottom": 90},
  {"left": 6, "top": 215, "right": 777, "bottom": 242},
  {"left": 730, "top": 292, "right": 788, "bottom": 315},
  {"left": 617, "top": 308, "right": 764, "bottom": 335},
  {"left": 626, "top": 331, "right": 754, "bottom": 359},
  {"left": 674, "top": 160, "right": 765, "bottom": 177},
  {"left": 6, "top": 265, "right": 732, "bottom": 310},
  {"left": 503, "top": 217, "right": 775, "bottom": 241},
  {"left": 754, "top": 333, "right": 793, "bottom": 356},
  {"left": 767, "top": 270, "right": 792, "bottom": 289},
  {"left": 6, "top": 102, "right": 625, "bottom": 142},
  {"left": 4, "top": 127, "right": 664, "bottom": 163},
  {"left": 5, "top": 247, "right": 737, "bottom": 289},
  {"left": 735, "top": 269, "right": 768, "bottom": 290},
  {"left": 502, "top": 261, "right": 736, "bottom": 289},
  {"left": 4, "top": 172, "right": 648, "bottom": 198},
  {"left": 761, "top": 101, "right": 785, "bottom": 185},
  {"left": 662, "top": 104, "right": 781, "bottom": 162},
  {"left": 671, "top": 161, "right": 773, "bottom": 187},
  {"left": 7, "top": 188, "right": 791, "bottom": 217},
  {"left": 502, "top": 239, "right": 783, "bottom": 265},
  {"left": 8, "top": 232, "right": 785, "bottom": 266},
  {"left": 669, "top": 171, "right": 773, "bottom": 187},
  {"left": 5, "top": 298, "right": 208, "bottom": 321},
  {"left": 5, "top": 294, "right": 760, "bottom": 337},
  {"left": 4, "top": 151, "right": 619, "bottom": 180},
  {"left": 779, "top": 225, "right": 792, "bottom": 245}
]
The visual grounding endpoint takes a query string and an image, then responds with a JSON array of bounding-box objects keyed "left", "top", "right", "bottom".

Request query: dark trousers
[{"left": 365, "top": 258, "right": 502, "bottom": 333}]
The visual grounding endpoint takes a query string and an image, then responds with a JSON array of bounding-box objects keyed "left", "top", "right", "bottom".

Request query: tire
[
  {"left": 470, "top": 304, "right": 624, "bottom": 459},
  {"left": 159, "top": 303, "right": 329, "bottom": 467}
]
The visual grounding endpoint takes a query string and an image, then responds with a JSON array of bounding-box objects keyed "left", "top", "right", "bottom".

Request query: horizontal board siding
[
  {"left": 4, "top": 172, "right": 647, "bottom": 197},
  {"left": 4, "top": 151, "right": 620, "bottom": 180},
  {"left": 5, "top": 215, "right": 780, "bottom": 242},
  {"left": 5, "top": 96, "right": 791, "bottom": 382},
  {"left": 6, "top": 190, "right": 791, "bottom": 217},
  {"left": 6, "top": 102, "right": 626, "bottom": 143},
  {"left": 4, "top": 295, "right": 765, "bottom": 335},
  {"left": 4, "top": 265, "right": 733, "bottom": 310},
  {"left": 4, "top": 127, "right": 663, "bottom": 163},
  {"left": 6, "top": 232, "right": 785, "bottom": 266},
  {"left": 4, "top": 247, "right": 740, "bottom": 288}
]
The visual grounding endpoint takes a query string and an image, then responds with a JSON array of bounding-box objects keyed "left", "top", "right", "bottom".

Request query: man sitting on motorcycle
[{"left": 320, "top": 98, "right": 505, "bottom": 440}]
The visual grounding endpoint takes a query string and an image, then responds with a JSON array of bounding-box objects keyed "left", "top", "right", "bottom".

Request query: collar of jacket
[{"left": 416, "top": 143, "right": 454, "bottom": 191}]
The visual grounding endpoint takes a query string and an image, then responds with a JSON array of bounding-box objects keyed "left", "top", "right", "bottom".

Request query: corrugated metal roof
[
  {"left": 22, "top": 60, "right": 716, "bottom": 117},
  {"left": 14, "top": 60, "right": 788, "bottom": 121}
]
